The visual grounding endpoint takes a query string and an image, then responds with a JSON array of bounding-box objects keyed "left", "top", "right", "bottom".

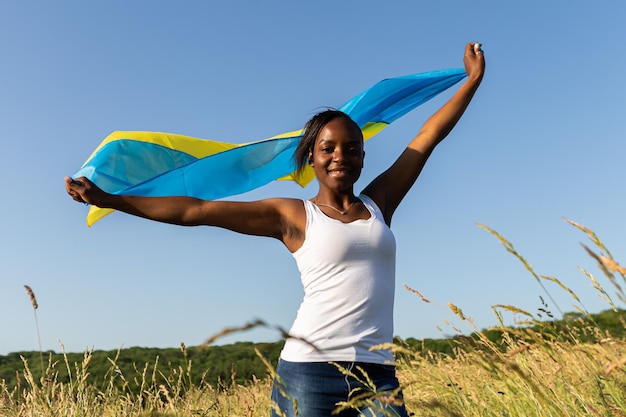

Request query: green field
[{"left": 2, "top": 221, "right": 625, "bottom": 416}]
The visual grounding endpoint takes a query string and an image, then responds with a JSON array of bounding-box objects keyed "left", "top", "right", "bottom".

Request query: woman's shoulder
[
  {"left": 359, "top": 192, "right": 388, "bottom": 224},
  {"left": 260, "top": 197, "right": 307, "bottom": 220},
  {"left": 359, "top": 193, "right": 381, "bottom": 212}
]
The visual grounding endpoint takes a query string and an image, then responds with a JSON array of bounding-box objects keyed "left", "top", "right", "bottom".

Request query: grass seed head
[{"left": 24, "top": 285, "right": 38, "bottom": 310}]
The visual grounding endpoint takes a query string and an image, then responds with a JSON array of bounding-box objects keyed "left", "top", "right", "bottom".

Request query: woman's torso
[{"left": 280, "top": 194, "right": 396, "bottom": 364}]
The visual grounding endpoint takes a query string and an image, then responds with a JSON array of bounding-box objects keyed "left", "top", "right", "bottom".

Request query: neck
[
  {"left": 315, "top": 188, "right": 356, "bottom": 202},
  {"left": 313, "top": 194, "right": 358, "bottom": 216}
]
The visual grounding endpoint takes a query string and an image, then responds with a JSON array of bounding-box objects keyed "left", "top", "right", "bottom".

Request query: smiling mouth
[{"left": 328, "top": 169, "right": 351, "bottom": 177}]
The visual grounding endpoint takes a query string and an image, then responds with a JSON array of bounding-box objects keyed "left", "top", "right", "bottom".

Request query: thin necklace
[{"left": 313, "top": 197, "right": 357, "bottom": 215}]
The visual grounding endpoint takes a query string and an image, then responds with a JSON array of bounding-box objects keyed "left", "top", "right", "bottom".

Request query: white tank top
[{"left": 280, "top": 194, "right": 396, "bottom": 364}]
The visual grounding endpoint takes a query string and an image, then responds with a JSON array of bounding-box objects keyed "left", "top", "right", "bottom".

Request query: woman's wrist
[{"left": 93, "top": 192, "right": 118, "bottom": 209}]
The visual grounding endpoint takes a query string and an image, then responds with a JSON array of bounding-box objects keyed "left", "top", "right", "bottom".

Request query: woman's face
[{"left": 309, "top": 117, "right": 364, "bottom": 191}]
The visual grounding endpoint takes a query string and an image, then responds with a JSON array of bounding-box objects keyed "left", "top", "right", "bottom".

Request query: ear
[{"left": 308, "top": 150, "right": 314, "bottom": 166}]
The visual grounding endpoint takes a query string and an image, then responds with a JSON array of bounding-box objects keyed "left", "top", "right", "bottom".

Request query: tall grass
[
  {"left": 0, "top": 343, "right": 273, "bottom": 416},
  {"left": 386, "top": 218, "right": 626, "bottom": 416},
  {"left": 2, "top": 219, "right": 625, "bottom": 416}
]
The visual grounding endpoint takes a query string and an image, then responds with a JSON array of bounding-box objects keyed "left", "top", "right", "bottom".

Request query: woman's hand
[
  {"left": 464, "top": 42, "right": 486, "bottom": 83},
  {"left": 65, "top": 176, "right": 109, "bottom": 207}
]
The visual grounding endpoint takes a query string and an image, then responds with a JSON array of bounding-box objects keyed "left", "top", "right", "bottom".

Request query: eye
[{"left": 320, "top": 147, "right": 333, "bottom": 153}]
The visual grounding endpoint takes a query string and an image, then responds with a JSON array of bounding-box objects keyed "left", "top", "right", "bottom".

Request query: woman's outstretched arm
[
  {"left": 363, "top": 42, "right": 485, "bottom": 224},
  {"left": 65, "top": 176, "right": 305, "bottom": 247}
]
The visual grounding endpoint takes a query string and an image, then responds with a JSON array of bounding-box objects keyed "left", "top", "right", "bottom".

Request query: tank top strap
[{"left": 359, "top": 194, "right": 384, "bottom": 219}]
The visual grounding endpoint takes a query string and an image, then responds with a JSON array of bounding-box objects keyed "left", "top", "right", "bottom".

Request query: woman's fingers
[{"left": 65, "top": 176, "right": 87, "bottom": 203}]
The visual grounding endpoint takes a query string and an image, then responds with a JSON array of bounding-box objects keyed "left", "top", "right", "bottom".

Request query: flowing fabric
[{"left": 74, "top": 68, "right": 466, "bottom": 226}]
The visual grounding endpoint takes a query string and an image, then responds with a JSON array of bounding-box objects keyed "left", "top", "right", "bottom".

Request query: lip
[{"left": 327, "top": 168, "right": 352, "bottom": 177}]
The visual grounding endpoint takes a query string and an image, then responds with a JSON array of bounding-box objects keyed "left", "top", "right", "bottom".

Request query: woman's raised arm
[{"left": 363, "top": 42, "right": 485, "bottom": 224}]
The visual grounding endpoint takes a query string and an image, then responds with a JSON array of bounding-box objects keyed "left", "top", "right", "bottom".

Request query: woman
[{"left": 66, "top": 42, "right": 485, "bottom": 416}]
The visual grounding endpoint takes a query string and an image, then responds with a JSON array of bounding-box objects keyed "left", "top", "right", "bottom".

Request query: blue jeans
[{"left": 270, "top": 360, "right": 409, "bottom": 417}]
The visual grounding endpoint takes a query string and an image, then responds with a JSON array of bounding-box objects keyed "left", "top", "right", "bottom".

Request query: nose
[{"left": 332, "top": 148, "right": 345, "bottom": 162}]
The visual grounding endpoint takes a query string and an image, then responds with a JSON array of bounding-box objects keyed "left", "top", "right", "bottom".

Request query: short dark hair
[{"left": 294, "top": 109, "right": 361, "bottom": 174}]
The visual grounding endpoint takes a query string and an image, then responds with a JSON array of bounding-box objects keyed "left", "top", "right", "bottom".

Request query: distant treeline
[
  {"left": 0, "top": 341, "right": 283, "bottom": 394},
  {"left": 2, "top": 309, "right": 624, "bottom": 393}
]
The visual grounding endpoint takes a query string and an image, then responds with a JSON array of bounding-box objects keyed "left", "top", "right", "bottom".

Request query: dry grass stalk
[
  {"left": 448, "top": 302, "right": 465, "bottom": 320},
  {"left": 604, "top": 356, "right": 626, "bottom": 375},
  {"left": 601, "top": 255, "right": 626, "bottom": 275},
  {"left": 201, "top": 319, "right": 267, "bottom": 347},
  {"left": 403, "top": 284, "right": 431, "bottom": 303},
  {"left": 24, "top": 285, "right": 38, "bottom": 309},
  {"left": 23, "top": 284, "right": 44, "bottom": 376}
]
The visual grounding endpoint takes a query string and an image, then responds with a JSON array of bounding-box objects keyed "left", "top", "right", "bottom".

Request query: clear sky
[{"left": 2, "top": 1, "right": 625, "bottom": 355}]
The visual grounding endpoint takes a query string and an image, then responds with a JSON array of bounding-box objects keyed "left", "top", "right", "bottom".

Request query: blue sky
[{"left": 2, "top": 1, "right": 625, "bottom": 355}]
